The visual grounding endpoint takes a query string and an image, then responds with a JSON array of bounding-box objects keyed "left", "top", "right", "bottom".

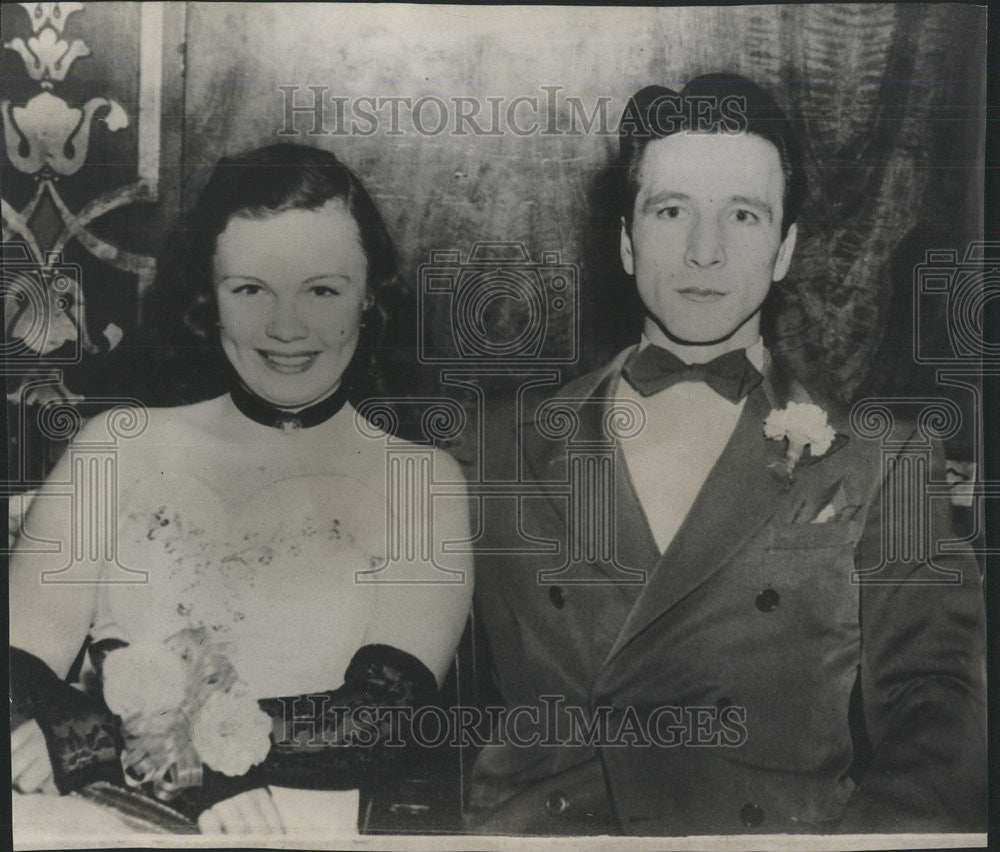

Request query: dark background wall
[
  {"left": 178, "top": 4, "right": 986, "bottom": 404},
  {"left": 2, "top": 3, "right": 987, "bottom": 490}
]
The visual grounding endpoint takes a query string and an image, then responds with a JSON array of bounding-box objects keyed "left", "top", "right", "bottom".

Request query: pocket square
[
  {"left": 810, "top": 502, "right": 838, "bottom": 524},
  {"left": 809, "top": 502, "right": 861, "bottom": 524},
  {"left": 792, "top": 479, "right": 852, "bottom": 524}
]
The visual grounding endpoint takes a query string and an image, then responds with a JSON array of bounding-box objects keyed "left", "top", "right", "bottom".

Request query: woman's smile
[
  {"left": 213, "top": 201, "right": 369, "bottom": 408},
  {"left": 257, "top": 350, "right": 321, "bottom": 374}
]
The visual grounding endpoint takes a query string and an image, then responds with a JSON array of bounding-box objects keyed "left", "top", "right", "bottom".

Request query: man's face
[{"left": 621, "top": 131, "right": 797, "bottom": 347}]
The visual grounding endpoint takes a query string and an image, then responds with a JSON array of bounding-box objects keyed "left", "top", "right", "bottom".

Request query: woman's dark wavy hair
[{"left": 140, "top": 143, "right": 402, "bottom": 407}]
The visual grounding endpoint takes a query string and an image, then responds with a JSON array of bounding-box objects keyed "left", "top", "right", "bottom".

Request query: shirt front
[{"left": 616, "top": 336, "right": 766, "bottom": 554}]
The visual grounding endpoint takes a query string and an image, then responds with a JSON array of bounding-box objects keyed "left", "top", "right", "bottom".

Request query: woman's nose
[
  {"left": 684, "top": 218, "right": 726, "bottom": 269},
  {"left": 265, "top": 300, "right": 309, "bottom": 341}
]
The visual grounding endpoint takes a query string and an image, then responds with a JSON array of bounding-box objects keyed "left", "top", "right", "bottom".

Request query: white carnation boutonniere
[{"left": 764, "top": 401, "right": 836, "bottom": 483}]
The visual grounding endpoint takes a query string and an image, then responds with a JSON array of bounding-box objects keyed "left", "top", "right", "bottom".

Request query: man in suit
[{"left": 467, "top": 74, "right": 986, "bottom": 836}]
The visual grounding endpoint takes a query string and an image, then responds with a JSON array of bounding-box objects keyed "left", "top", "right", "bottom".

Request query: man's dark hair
[
  {"left": 139, "top": 143, "right": 402, "bottom": 406},
  {"left": 619, "top": 73, "right": 806, "bottom": 238}
]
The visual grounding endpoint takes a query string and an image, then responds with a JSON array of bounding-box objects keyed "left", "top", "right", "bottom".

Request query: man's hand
[
  {"left": 197, "top": 788, "right": 285, "bottom": 834},
  {"left": 11, "top": 720, "right": 57, "bottom": 795}
]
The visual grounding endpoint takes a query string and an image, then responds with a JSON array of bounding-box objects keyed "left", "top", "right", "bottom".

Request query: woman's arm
[
  {"left": 10, "top": 648, "right": 124, "bottom": 793},
  {"left": 10, "top": 412, "right": 139, "bottom": 793},
  {"left": 168, "top": 641, "right": 440, "bottom": 819},
  {"left": 10, "top": 414, "right": 114, "bottom": 676},
  {"left": 360, "top": 448, "right": 474, "bottom": 685}
]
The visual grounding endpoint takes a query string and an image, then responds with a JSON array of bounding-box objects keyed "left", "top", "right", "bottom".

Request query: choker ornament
[{"left": 229, "top": 382, "right": 348, "bottom": 431}]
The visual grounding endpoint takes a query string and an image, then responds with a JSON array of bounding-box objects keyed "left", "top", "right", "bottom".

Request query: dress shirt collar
[{"left": 636, "top": 334, "right": 767, "bottom": 373}]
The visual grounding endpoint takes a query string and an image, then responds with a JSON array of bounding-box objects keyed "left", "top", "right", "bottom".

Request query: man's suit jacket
[{"left": 469, "top": 346, "right": 986, "bottom": 836}]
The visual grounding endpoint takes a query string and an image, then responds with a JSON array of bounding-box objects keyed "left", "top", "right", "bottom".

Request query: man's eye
[{"left": 733, "top": 209, "right": 760, "bottom": 224}]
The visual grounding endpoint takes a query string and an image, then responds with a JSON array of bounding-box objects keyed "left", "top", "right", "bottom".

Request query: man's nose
[
  {"left": 684, "top": 217, "right": 726, "bottom": 269},
  {"left": 265, "top": 299, "right": 309, "bottom": 341}
]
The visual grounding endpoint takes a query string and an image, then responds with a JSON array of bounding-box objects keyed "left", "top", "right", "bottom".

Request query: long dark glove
[
  {"left": 172, "top": 643, "right": 438, "bottom": 818},
  {"left": 10, "top": 646, "right": 125, "bottom": 794}
]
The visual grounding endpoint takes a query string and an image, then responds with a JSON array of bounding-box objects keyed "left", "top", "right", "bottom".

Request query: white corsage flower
[
  {"left": 102, "top": 641, "right": 190, "bottom": 723},
  {"left": 764, "top": 401, "right": 836, "bottom": 482},
  {"left": 189, "top": 685, "right": 272, "bottom": 776}
]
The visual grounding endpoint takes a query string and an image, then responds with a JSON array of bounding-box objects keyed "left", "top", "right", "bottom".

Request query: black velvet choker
[{"left": 229, "top": 382, "right": 349, "bottom": 431}]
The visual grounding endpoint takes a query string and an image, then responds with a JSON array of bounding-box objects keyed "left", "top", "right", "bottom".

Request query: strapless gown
[
  {"left": 19, "top": 472, "right": 390, "bottom": 842},
  {"left": 94, "top": 472, "right": 383, "bottom": 698}
]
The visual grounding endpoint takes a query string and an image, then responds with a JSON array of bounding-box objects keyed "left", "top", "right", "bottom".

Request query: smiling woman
[
  {"left": 9, "top": 144, "right": 473, "bottom": 837},
  {"left": 213, "top": 202, "right": 370, "bottom": 409},
  {"left": 139, "top": 144, "right": 403, "bottom": 409}
]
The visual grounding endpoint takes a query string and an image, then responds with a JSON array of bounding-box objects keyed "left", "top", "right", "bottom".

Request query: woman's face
[{"left": 213, "top": 200, "right": 369, "bottom": 408}]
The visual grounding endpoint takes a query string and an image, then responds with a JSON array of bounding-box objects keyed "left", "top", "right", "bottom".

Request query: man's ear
[
  {"left": 620, "top": 216, "right": 635, "bottom": 276},
  {"left": 772, "top": 222, "right": 797, "bottom": 282}
]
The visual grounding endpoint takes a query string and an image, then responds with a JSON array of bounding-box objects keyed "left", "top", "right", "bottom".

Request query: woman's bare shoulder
[
  {"left": 430, "top": 445, "right": 467, "bottom": 486},
  {"left": 348, "top": 415, "right": 468, "bottom": 481},
  {"left": 70, "top": 397, "right": 230, "bottom": 481},
  {"left": 78, "top": 397, "right": 228, "bottom": 440}
]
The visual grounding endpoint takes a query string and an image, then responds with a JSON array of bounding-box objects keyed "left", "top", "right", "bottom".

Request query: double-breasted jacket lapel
[
  {"left": 604, "top": 384, "right": 787, "bottom": 663},
  {"left": 517, "top": 346, "right": 851, "bottom": 664},
  {"left": 603, "top": 352, "right": 850, "bottom": 664},
  {"left": 520, "top": 348, "right": 658, "bottom": 588}
]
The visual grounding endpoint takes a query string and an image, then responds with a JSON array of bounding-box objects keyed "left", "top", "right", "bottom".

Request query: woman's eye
[
  {"left": 733, "top": 209, "right": 760, "bottom": 224},
  {"left": 310, "top": 286, "right": 339, "bottom": 297},
  {"left": 232, "top": 283, "right": 263, "bottom": 295}
]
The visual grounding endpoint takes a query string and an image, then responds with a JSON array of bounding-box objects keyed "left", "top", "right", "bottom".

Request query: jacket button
[
  {"left": 740, "top": 803, "right": 765, "bottom": 827},
  {"left": 548, "top": 586, "right": 565, "bottom": 609},
  {"left": 545, "top": 790, "right": 570, "bottom": 816},
  {"left": 755, "top": 589, "right": 780, "bottom": 612}
]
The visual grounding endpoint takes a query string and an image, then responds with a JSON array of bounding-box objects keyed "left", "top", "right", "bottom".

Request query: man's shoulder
[
  {"left": 532, "top": 347, "right": 637, "bottom": 416},
  {"left": 553, "top": 366, "right": 609, "bottom": 403}
]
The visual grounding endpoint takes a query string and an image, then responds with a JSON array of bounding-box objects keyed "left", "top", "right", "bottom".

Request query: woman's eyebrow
[{"left": 219, "top": 275, "right": 268, "bottom": 284}]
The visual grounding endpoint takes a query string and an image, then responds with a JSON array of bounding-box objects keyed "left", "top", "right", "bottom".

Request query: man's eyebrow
[
  {"left": 641, "top": 191, "right": 690, "bottom": 213},
  {"left": 730, "top": 195, "right": 774, "bottom": 220},
  {"left": 217, "top": 274, "right": 352, "bottom": 285}
]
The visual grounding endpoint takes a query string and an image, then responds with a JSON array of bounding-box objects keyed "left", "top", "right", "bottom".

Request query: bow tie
[{"left": 622, "top": 345, "right": 763, "bottom": 403}]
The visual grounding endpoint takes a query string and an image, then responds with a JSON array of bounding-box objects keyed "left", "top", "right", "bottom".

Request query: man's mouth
[
  {"left": 257, "top": 350, "right": 320, "bottom": 374},
  {"left": 677, "top": 288, "right": 727, "bottom": 303}
]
